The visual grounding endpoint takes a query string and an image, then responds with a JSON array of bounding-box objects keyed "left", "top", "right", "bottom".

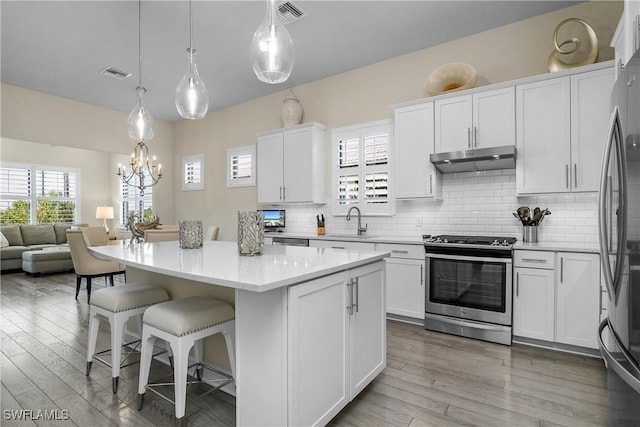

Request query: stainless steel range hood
[{"left": 430, "top": 145, "right": 516, "bottom": 173}]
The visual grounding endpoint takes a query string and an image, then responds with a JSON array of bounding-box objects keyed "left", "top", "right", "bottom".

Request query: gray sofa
[{"left": 0, "top": 224, "right": 74, "bottom": 273}]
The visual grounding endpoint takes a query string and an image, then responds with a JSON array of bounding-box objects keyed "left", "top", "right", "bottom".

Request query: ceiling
[{"left": 1, "top": 1, "right": 580, "bottom": 123}]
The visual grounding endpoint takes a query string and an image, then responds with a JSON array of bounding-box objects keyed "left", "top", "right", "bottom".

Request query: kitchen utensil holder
[{"left": 523, "top": 225, "right": 538, "bottom": 243}]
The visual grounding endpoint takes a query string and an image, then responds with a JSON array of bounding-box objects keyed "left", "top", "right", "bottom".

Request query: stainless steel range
[{"left": 424, "top": 235, "right": 516, "bottom": 345}]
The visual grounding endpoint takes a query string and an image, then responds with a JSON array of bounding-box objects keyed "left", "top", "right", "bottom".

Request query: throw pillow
[
  {"left": 0, "top": 232, "right": 9, "bottom": 248},
  {"left": 54, "top": 224, "right": 72, "bottom": 244}
]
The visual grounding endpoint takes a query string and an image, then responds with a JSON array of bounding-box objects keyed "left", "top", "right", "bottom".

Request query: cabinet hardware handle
[
  {"left": 560, "top": 257, "right": 564, "bottom": 283},
  {"left": 566, "top": 165, "right": 569, "bottom": 188},
  {"left": 391, "top": 250, "right": 409, "bottom": 254},
  {"left": 353, "top": 277, "right": 359, "bottom": 313},
  {"left": 599, "top": 282, "right": 603, "bottom": 312},
  {"left": 346, "top": 280, "right": 353, "bottom": 315},
  {"left": 282, "top": 186, "right": 286, "bottom": 201},
  {"left": 516, "top": 272, "right": 519, "bottom": 297},
  {"left": 429, "top": 174, "right": 433, "bottom": 195},
  {"left": 521, "top": 258, "right": 547, "bottom": 263},
  {"left": 279, "top": 186, "right": 283, "bottom": 201},
  {"left": 574, "top": 164, "right": 578, "bottom": 188},
  {"left": 420, "top": 264, "right": 424, "bottom": 285},
  {"left": 467, "top": 127, "right": 471, "bottom": 148},
  {"left": 474, "top": 126, "right": 478, "bottom": 148},
  {"left": 332, "top": 246, "right": 346, "bottom": 250}
]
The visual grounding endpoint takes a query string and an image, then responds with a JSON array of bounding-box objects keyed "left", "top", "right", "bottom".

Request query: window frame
[
  {"left": 182, "top": 154, "right": 205, "bottom": 191},
  {"left": 227, "top": 144, "right": 256, "bottom": 188},
  {"left": 0, "top": 161, "right": 81, "bottom": 224}
]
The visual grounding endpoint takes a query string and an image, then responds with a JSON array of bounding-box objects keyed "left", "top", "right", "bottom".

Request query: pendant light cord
[
  {"left": 138, "top": 0, "right": 142, "bottom": 88},
  {"left": 189, "top": 0, "right": 193, "bottom": 50}
]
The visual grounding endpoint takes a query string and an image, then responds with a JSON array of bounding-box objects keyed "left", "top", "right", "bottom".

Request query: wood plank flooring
[{"left": 1, "top": 271, "right": 608, "bottom": 426}]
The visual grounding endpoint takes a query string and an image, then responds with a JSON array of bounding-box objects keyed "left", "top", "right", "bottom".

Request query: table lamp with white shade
[{"left": 96, "top": 206, "right": 114, "bottom": 234}]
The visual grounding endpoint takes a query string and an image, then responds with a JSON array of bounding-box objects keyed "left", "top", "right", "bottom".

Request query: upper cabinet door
[
  {"left": 257, "top": 132, "right": 284, "bottom": 204},
  {"left": 435, "top": 95, "right": 473, "bottom": 153},
  {"left": 570, "top": 68, "right": 615, "bottom": 192},
  {"left": 516, "top": 76, "right": 571, "bottom": 194},
  {"left": 472, "top": 87, "right": 515, "bottom": 149},
  {"left": 283, "top": 127, "right": 314, "bottom": 203},
  {"left": 393, "top": 102, "right": 440, "bottom": 199}
]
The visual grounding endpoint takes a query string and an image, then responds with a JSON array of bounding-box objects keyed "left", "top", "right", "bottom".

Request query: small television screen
[{"left": 262, "top": 209, "right": 285, "bottom": 229}]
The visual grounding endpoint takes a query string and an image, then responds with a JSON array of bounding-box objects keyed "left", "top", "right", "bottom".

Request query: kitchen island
[{"left": 90, "top": 240, "right": 389, "bottom": 426}]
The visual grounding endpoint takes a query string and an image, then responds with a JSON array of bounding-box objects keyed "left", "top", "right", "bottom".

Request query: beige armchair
[
  {"left": 144, "top": 229, "right": 179, "bottom": 242},
  {"left": 67, "top": 228, "right": 126, "bottom": 303}
]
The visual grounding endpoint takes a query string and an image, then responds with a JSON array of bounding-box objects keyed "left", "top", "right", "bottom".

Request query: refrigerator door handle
[
  {"left": 598, "top": 319, "right": 640, "bottom": 393},
  {"left": 598, "top": 107, "right": 619, "bottom": 300}
]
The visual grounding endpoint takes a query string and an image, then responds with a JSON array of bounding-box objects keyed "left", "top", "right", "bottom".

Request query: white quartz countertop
[
  {"left": 514, "top": 241, "right": 601, "bottom": 254},
  {"left": 90, "top": 240, "right": 390, "bottom": 292}
]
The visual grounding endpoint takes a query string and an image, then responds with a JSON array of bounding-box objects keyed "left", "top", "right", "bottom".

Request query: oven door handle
[{"left": 426, "top": 253, "right": 512, "bottom": 264}]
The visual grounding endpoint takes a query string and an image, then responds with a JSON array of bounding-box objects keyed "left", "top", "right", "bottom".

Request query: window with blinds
[
  {"left": 332, "top": 120, "right": 393, "bottom": 215},
  {"left": 182, "top": 154, "right": 204, "bottom": 191},
  {"left": 0, "top": 163, "right": 79, "bottom": 224},
  {"left": 120, "top": 177, "right": 153, "bottom": 226},
  {"left": 227, "top": 145, "right": 256, "bottom": 188}
]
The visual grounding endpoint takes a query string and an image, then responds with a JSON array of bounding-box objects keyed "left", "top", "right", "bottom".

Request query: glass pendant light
[
  {"left": 175, "top": 0, "right": 209, "bottom": 119},
  {"left": 127, "top": 0, "right": 154, "bottom": 141},
  {"left": 250, "top": 0, "right": 294, "bottom": 84}
]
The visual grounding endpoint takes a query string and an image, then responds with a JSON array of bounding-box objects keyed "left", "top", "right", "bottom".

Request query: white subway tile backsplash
[{"left": 277, "top": 170, "right": 599, "bottom": 244}]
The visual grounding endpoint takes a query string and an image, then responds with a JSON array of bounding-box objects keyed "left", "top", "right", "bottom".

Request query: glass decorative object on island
[
  {"left": 238, "top": 211, "right": 264, "bottom": 256},
  {"left": 179, "top": 220, "right": 203, "bottom": 249}
]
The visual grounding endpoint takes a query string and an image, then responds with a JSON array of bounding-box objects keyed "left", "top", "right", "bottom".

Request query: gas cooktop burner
[{"left": 424, "top": 235, "right": 517, "bottom": 248}]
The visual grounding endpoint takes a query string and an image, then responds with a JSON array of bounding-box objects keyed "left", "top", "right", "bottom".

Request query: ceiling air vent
[
  {"left": 278, "top": 1, "right": 307, "bottom": 25},
  {"left": 100, "top": 67, "right": 131, "bottom": 80}
]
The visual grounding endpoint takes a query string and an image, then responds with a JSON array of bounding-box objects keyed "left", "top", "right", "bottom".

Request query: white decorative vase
[{"left": 280, "top": 90, "right": 303, "bottom": 127}]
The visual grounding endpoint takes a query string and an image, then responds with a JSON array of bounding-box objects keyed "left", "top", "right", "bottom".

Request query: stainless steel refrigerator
[{"left": 598, "top": 47, "right": 640, "bottom": 426}]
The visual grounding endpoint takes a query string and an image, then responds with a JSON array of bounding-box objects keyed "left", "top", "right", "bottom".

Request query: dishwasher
[{"left": 271, "top": 236, "right": 309, "bottom": 247}]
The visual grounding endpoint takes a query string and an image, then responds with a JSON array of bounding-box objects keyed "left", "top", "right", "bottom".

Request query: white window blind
[
  {"left": 0, "top": 163, "right": 79, "bottom": 224},
  {"left": 339, "top": 137, "right": 359, "bottom": 168},
  {"left": 227, "top": 145, "right": 256, "bottom": 188},
  {"left": 364, "top": 133, "right": 388, "bottom": 165},
  {"left": 120, "top": 177, "right": 153, "bottom": 226},
  {"left": 182, "top": 154, "right": 205, "bottom": 191}
]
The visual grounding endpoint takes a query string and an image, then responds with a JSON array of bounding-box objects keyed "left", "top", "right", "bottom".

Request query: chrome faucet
[{"left": 346, "top": 207, "right": 367, "bottom": 236}]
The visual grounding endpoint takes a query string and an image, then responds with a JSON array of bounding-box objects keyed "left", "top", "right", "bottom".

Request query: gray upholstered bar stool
[
  {"left": 137, "top": 296, "right": 236, "bottom": 424},
  {"left": 86, "top": 283, "right": 170, "bottom": 393}
]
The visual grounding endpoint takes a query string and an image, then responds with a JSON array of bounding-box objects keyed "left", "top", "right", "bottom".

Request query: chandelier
[{"left": 117, "top": 140, "right": 162, "bottom": 191}]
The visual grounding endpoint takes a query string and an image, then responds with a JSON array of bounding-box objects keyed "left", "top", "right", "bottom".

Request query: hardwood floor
[{"left": 1, "top": 271, "right": 608, "bottom": 426}]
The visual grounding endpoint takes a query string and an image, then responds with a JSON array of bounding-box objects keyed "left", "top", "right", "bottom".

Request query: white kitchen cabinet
[
  {"left": 513, "top": 250, "right": 600, "bottom": 349},
  {"left": 516, "top": 76, "right": 571, "bottom": 194},
  {"left": 516, "top": 67, "right": 613, "bottom": 194},
  {"left": 287, "top": 262, "right": 385, "bottom": 426},
  {"left": 376, "top": 243, "right": 425, "bottom": 320},
  {"left": 393, "top": 102, "right": 441, "bottom": 199},
  {"left": 556, "top": 252, "right": 601, "bottom": 348},
  {"left": 514, "top": 266, "right": 555, "bottom": 341},
  {"left": 611, "top": 1, "right": 640, "bottom": 73},
  {"left": 570, "top": 68, "right": 616, "bottom": 192},
  {"left": 435, "top": 87, "right": 515, "bottom": 153},
  {"left": 257, "top": 122, "right": 326, "bottom": 204}
]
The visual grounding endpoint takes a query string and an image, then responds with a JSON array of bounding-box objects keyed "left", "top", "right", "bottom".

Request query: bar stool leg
[
  {"left": 86, "top": 308, "right": 101, "bottom": 375},
  {"left": 137, "top": 328, "right": 157, "bottom": 409},
  {"left": 174, "top": 336, "right": 195, "bottom": 421},
  {"left": 194, "top": 340, "right": 204, "bottom": 381},
  {"left": 109, "top": 312, "right": 128, "bottom": 393},
  {"left": 222, "top": 324, "right": 236, "bottom": 380}
]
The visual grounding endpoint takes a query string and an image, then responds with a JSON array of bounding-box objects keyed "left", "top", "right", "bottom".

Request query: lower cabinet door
[
  {"left": 385, "top": 257, "right": 425, "bottom": 319},
  {"left": 288, "top": 271, "right": 349, "bottom": 427},
  {"left": 555, "top": 252, "right": 600, "bottom": 349},
  {"left": 349, "top": 262, "right": 386, "bottom": 399},
  {"left": 513, "top": 267, "right": 555, "bottom": 341}
]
